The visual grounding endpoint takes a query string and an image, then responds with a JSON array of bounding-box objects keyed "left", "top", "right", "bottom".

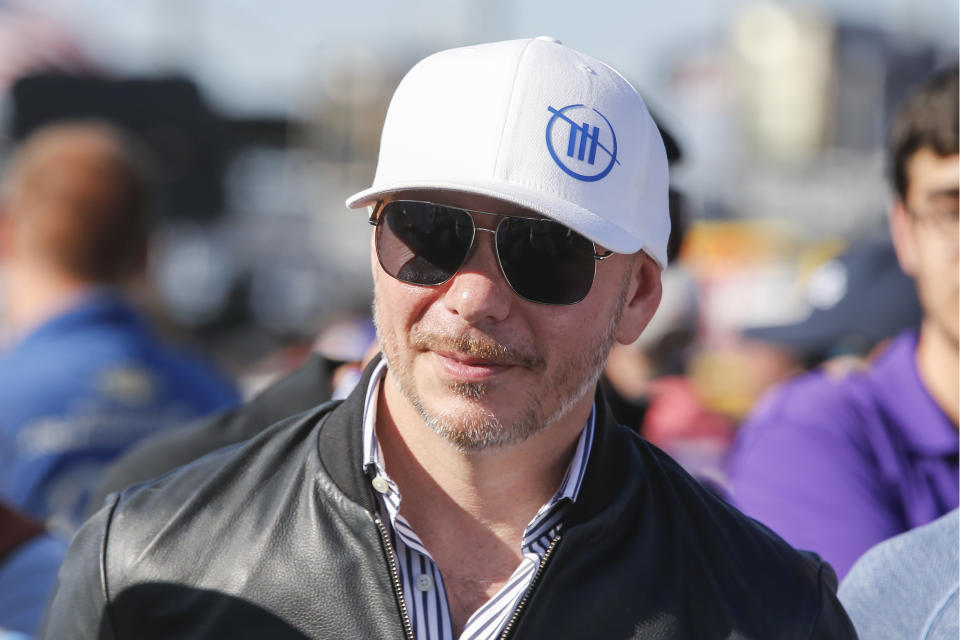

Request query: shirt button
[
  {"left": 372, "top": 476, "right": 390, "bottom": 494},
  {"left": 416, "top": 574, "right": 434, "bottom": 592}
]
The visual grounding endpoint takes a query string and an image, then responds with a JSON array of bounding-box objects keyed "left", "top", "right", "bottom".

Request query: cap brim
[
  {"left": 742, "top": 243, "right": 923, "bottom": 360},
  {"left": 741, "top": 316, "right": 837, "bottom": 360},
  {"left": 346, "top": 178, "right": 666, "bottom": 267}
]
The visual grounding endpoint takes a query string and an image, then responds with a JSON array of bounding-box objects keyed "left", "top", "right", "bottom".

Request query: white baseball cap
[{"left": 346, "top": 37, "right": 670, "bottom": 267}]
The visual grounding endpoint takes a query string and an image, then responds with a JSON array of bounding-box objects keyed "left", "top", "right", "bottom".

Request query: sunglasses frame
[{"left": 369, "top": 199, "right": 614, "bottom": 305}]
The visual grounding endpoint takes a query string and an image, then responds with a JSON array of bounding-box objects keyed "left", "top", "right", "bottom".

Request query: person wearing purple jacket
[{"left": 728, "top": 67, "right": 959, "bottom": 579}]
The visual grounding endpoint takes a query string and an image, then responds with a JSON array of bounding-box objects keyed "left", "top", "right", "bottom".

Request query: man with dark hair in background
[
  {"left": 0, "top": 121, "right": 239, "bottom": 537},
  {"left": 729, "top": 67, "right": 959, "bottom": 579}
]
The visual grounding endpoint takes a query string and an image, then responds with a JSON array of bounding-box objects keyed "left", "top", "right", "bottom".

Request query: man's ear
[
  {"left": 615, "top": 253, "right": 663, "bottom": 345},
  {"left": 889, "top": 201, "right": 919, "bottom": 278}
]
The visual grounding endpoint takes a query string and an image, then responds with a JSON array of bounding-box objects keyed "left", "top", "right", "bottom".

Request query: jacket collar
[
  {"left": 868, "top": 330, "right": 958, "bottom": 457},
  {"left": 316, "top": 354, "right": 382, "bottom": 513},
  {"left": 565, "top": 390, "right": 633, "bottom": 526}
]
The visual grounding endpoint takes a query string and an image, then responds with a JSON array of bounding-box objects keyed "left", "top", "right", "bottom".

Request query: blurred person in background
[
  {"left": 0, "top": 502, "right": 65, "bottom": 638},
  {"left": 603, "top": 267, "right": 737, "bottom": 492},
  {"left": 740, "top": 237, "right": 923, "bottom": 374},
  {"left": 0, "top": 121, "right": 239, "bottom": 537},
  {"left": 44, "top": 39, "right": 855, "bottom": 639},
  {"left": 85, "top": 313, "right": 375, "bottom": 515},
  {"left": 601, "top": 115, "right": 690, "bottom": 433},
  {"left": 601, "top": 267, "right": 699, "bottom": 428},
  {"left": 602, "top": 185, "right": 737, "bottom": 491},
  {"left": 728, "top": 67, "right": 959, "bottom": 579},
  {"left": 839, "top": 507, "right": 958, "bottom": 640}
]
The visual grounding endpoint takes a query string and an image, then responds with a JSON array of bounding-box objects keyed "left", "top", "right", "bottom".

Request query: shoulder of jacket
[
  {"left": 635, "top": 436, "right": 835, "bottom": 613},
  {"left": 101, "top": 401, "right": 342, "bottom": 577}
]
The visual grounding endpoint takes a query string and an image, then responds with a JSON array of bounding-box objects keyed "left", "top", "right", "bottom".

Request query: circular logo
[{"left": 545, "top": 104, "right": 619, "bottom": 182}]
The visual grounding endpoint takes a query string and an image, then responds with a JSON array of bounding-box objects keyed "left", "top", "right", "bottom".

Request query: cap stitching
[{"left": 491, "top": 38, "right": 536, "bottom": 179}]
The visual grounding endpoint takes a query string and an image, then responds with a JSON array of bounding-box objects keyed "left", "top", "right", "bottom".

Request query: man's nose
[{"left": 441, "top": 228, "right": 512, "bottom": 323}]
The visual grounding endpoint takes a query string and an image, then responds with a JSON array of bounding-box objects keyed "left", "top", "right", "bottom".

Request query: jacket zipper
[
  {"left": 375, "top": 515, "right": 416, "bottom": 640},
  {"left": 498, "top": 534, "right": 562, "bottom": 640}
]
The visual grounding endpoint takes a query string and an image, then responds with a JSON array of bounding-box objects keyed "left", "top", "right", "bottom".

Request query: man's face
[
  {"left": 892, "top": 148, "right": 959, "bottom": 347},
  {"left": 371, "top": 190, "right": 659, "bottom": 451}
]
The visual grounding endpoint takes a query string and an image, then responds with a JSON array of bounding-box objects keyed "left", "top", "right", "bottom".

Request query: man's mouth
[
  {"left": 411, "top": 328, "right": 541, "bottom": 372},
  {"left": 432, "top": 350, "right": 514, "bottom": 382}
]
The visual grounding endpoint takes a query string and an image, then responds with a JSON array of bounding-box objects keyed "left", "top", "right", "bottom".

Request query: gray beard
[{"left": 372, "top": 279, "right": 628, "bottom": 452}]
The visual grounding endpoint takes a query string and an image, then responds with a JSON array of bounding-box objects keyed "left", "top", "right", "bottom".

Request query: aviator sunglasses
[{"left": 370, "top": 200, "right": 614, "bottom": 305}]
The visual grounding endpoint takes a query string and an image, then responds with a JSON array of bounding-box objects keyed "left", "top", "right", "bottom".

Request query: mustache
[{"left": 410, "top": 328, "right": 542, "bottom": 369}]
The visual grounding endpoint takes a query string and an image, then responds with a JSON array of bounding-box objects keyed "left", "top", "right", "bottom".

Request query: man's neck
[
  {"left": 375, "top": 370, "right": 592, "bottom": 632},
  {"left": 3, "top": 264, "right": 95, "bottom": 341},
  {"left": 916, "top": 321, "right": 960, "bottom": 426},
  {"left": 375, "top": 370, "right": 590, "bottom": 532}
]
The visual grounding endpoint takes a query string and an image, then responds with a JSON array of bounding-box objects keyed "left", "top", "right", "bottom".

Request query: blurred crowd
[{"left": 0, "top": 3, "right": 955, "bottom": 640}]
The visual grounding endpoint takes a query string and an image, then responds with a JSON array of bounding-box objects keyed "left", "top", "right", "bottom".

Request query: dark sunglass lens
[
  {"left": 496, "top": 218, "right": 595, "bottom": 304},
  {"left": 377, "top": 202, "right": 474, "bottom": 285}
]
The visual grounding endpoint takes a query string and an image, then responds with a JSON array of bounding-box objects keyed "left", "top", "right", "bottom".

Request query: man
[
  {"left": 0, "top": 122, "right": 239, "bottom": 536},
  {"left": 729, "top": 67, "right": 959, "bottom": 579},
  {"left": 44, "top": 39, "right": 854, "bottom": 639}
]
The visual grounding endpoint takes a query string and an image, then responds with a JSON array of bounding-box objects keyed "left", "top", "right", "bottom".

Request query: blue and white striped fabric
[{"left": 361, "top": 359, "right": 595, "bottom": 640}]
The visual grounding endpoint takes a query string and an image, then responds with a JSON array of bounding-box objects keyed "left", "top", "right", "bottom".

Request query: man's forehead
[
  {"left": 382, "top": 189, "right": 550, "bottom": 221},
  {"left": 907, "top": 150, "right": 959, "bottom": 194},
  {"left": 906, "top": 147, "right": 960, "bottom": 206}
]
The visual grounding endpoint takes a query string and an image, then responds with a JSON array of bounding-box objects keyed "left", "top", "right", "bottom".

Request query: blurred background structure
[{"left": 0, "top": 0, "right": 953, "bottom": 400}]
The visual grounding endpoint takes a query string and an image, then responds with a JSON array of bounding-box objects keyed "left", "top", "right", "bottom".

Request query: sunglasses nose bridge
[
  {"left": 441, "top": 215, "right": 509, "bottom": 290},
  {"left": 459, "top": 224, "right": 502, "bottom": 275},
  {"left": 456, "top": 208, "right": 495, "bottom": 260}
]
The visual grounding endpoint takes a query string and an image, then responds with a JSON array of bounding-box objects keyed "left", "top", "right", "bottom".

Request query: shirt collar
[
  {"left": 869, "top": 330, "right": 958, "bottom": 457},
  {"left": 361, "top": 358, "right": 389, "bottom": 476},
  {"left": 5, "top": 290, "right": 142, "bottom": 353}
]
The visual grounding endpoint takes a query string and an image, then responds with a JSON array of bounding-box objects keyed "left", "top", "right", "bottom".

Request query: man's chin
[
  {"left": 445, "top": 380, "right": 489, "bottom": 401},
  {"left": 412, "top": 396, "right": 511, "bottom": 445},
  {"left": 425, "top": 415, "right": 530, "bottom": 452}
]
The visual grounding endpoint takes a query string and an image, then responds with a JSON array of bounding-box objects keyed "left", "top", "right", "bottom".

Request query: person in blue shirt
[
  {"left": 839, "top": 508, "right": 958, "bottom": 640},
  {"left": 0, "top": 121, "right": 239, "bottom": 536}
]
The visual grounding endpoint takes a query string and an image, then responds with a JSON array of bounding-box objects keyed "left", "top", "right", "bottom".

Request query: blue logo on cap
[{"left": 545, "top": 104, "right": 620, "bottom": 182}]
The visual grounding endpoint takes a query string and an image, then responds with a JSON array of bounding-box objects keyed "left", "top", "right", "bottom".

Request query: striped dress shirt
[{"left": 361, "top": 359, "right": 595, "bottom": 640}]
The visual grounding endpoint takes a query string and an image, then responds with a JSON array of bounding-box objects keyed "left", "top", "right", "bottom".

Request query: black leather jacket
[{"left": 44, "top": 361, "right": 857, "bottom": 639}]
